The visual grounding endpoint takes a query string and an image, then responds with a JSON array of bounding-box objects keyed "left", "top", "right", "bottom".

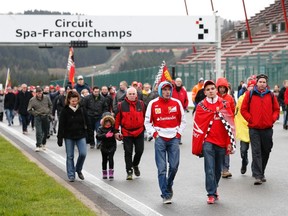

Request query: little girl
[{"left": 96, "top": 112, "right": 117, "bottom": 179}]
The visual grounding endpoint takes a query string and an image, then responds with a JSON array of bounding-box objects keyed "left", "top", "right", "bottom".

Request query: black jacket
[
  {"left": 96, "top": 126, "right": 117, "bottom": 154},
  {"left": 14, "top": 91, "right": 33, "bottom": 115},
  {"left": 4, "top": 92, "right": 16, "bottom": 109},
  {"left": 57, "top": 105, "right": 93, "bottom": 142},
  {"left": 84, "top": 94, "right": 108, "bottom": 119}
]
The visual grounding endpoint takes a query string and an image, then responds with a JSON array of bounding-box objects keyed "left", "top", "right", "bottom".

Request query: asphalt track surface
[{"left": 1, "top": 112, "right": 288, "bottom": 216}]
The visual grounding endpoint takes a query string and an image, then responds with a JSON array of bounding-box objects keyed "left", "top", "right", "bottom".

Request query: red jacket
[
  {"left": 284, "top": 87, "right": 288, "bottom": 105},
  {"left": 216, "top": 77, "right": 235, "bottom": 114},
  {"left": 172, "top": 86, "right": 189, "bottom": 109},
  {"left": 115, "top": 97, "right": 145, "bottom": 137},
  {"left": 192, "top": 96, "right": 235, "bottom": 156},
  {"left": 240, "top": 88, "right": 280, "bottom": 129}
]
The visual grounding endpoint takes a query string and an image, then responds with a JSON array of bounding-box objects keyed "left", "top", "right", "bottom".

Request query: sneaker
[
  {"left": 254, "top": 178, "right": 262, "bottom": 185},
  {"left": 207, "top": 196, "right": 215, "bottom": 204},
  {"left": 222, "top": 171, "right": 232, "bottom": 178},
  {"left": 42, "top": 145, "right": 46, "bottom": 150},
  {"left": 69, "top": 177, "right": 75, "bottom": 182},
  {"left": 126, "top": 170, "right": 133, "bottom": 180},
  {"left": 96, "top": 143, "right": 101, "bottom": 149},
  {"left": 133, "top": 166, "right": 140, "bottom": 177},
  {"left": 261, "top": 177, "right": 267, "bottom": 182},
  {"left": 35, "top": 147, "right": 41, "bottom": 152},
  {"left": 163, "top": 197, "right": 172, "bottom": 204},
  {"left": 90, "top": 145, "right": 95, "bottom": 149},
  {"left": 240, "top": 164, "right": 247, "bottom": 174},
  {"left": 77, "top": 171, "right": 85, "bottom": 180}
]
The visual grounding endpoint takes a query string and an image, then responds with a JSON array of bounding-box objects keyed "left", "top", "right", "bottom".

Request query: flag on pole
[
  {"left": 154, "top": 61, "right": 173, "bottom": 87},
  {"left": 4, "top": 68, "right": 11, "bottom": 94},
  {"left": 67, "top": 47, "right": 75, "bottom": 86}
]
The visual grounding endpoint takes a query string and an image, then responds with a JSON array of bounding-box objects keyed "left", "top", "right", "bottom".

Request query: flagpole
[{"left": 4, "top": 68, "right": 10, "bottom": 94}]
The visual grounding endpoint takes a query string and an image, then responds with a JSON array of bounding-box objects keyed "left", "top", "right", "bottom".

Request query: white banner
[{"left": 0, "top": 15, "right": 216, "bottom": 45}]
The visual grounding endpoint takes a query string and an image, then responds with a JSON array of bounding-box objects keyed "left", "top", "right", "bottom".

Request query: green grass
[{"left": 0, "top": 136, "right": 96, "bottom": 216}]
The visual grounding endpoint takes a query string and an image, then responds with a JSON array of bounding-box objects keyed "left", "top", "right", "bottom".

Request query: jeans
[
  {"left": 64, "top": 138, "right": 87, "bottom": 179},
  {"left": 123, "top": 131, "right": 144, "bottom": 172},
  {"left": 34, "top": 115, "right": 49, "bottom": 147},
  {"left": 249, "top": 128, "right": 273, "bottom": 179},
  {"left": 5, "top": 109, "right": 14, "bottom": 125},
  {"left": 155, "top": 136, "right": 180, "bottom": 199},
  {"left": 240, "top": 141, "right": 249, "bottom": 166},
  {"left": 203, "top": 142, "right": 226, "bottom": 197}
]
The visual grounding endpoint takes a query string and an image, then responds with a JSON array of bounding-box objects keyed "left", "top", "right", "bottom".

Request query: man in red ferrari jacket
[
  {"left": 241, "top": 74, "right": 280, "bottom": 185},
  {"left": 145, "top": 81, "right": 186, "bottom": 204},
  {"left": 115, "top": 87, "right": 145, "bottom": 180}
]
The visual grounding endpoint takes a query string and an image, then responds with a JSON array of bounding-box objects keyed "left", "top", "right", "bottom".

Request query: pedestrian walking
[
  {"left": 216, "top": 77, "right": 235, "bottom": 179},
  {"left": 96, "top": 112, "right": 117, "bottom": 180},
  {"left": 57, "top": 90, "right": 93, "bottom": 182},
  {"left": 241, "top": 74, "right": 280, "bottom": 185},
  {"left": 4, "top": 86, "right": 16, "bottom": 126},
  {"left": 235, "top": 79, "right": 256, "bottom": 174},
  {"left": 192, "top": 80, "right": 235, "bottom": 204},
  {"left": 14, "top": 83, "right": 33, "bottom": 134},
  {"left": 145, "top": 81, "right": 186, "bottom": 204},
  {"left": 115, "top": 87, "right": 145, "bottom": 180},
  {"left": 27, "top": 87, "right": 52, "bottom": 152}
]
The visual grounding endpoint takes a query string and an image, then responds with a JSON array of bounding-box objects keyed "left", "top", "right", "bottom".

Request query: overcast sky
[{"left": 0, "top": 0, "right": 277, "bottom": 21}]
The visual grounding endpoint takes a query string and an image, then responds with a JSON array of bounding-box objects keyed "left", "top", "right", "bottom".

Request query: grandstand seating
[{"left": 177, "top": 0, "right": 288, "bottom": 65}]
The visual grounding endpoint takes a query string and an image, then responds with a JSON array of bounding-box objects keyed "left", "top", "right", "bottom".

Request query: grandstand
[{"left": 177, "top": 0, "right": 288, "bottom": 66}]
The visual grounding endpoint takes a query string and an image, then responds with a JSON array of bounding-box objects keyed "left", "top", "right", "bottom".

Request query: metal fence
[{"left": 51, "top": 50, "right": 288, "bottom": 91}]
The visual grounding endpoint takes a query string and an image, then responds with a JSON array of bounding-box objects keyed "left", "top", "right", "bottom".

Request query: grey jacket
[{"left": 27, "top": 95, "right": 52, "bottom": 116}]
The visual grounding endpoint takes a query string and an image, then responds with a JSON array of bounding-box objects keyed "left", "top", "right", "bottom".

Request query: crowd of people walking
[{"left": 1, "top": 72, "right": 287, "bottom": 204}]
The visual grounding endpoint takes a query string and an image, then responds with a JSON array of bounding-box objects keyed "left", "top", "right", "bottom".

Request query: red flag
[
  {"left": 154, "top": 61, "right": 173, "bottom": 87},
  {"left": 160, "top": 65, "right": 173, "bottom": 83},
  {"left": 67, "top": 47, "right": 75, "bottom": 86},
  {"left": 4, "top": 68, "right": 11, "bottom": 94}
]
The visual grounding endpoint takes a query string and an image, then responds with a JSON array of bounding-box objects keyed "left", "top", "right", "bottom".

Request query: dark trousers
[
  {"left": 88, "top": 117, "right": 101, "bottom": 145},
  {"left": 123, "top": 131, "right": 144, "bottom": 172},
  {"left": 20, "top": 114, "right": 30, "bottom": 132},
  {"left": 240, "top": 141, "right": 249, "bottom": 166},
  {"left": 35, "top": 115, "right": 49, "bottom": 147},
  {"left": 249, "top": 128, "right": 273, "bottom": 179},
  {"left": 101, "top": 150, "right": 115, "bottom": 170}
]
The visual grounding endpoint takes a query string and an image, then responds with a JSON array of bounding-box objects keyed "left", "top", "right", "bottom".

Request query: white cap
[{"left": 77, "top": 75, "right": 84, "bottom": 80}]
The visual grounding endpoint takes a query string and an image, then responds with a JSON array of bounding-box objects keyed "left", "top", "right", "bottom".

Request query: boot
[
  {"left": 109, "top": 169, "right": 114, "bottom": 179},
  {"left": 102, "top": 170, "right": 107, "bottom": 179}
]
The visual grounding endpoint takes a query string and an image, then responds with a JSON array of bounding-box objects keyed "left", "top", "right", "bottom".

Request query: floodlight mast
[{"left": 215, "top": 12, "right": 222, "bottom": 79}]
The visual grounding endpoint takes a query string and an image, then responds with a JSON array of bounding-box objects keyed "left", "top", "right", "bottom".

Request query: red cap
[
  {"left": 132, "top": 81, "right": 138, "bottom": 86},
  {"left": 49, "top": 85, "right": 54, "bottom": 89}
]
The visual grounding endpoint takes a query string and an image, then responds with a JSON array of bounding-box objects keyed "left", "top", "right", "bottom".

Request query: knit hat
[{"left": 256, "top": 74, "right": 268, "bottom": 82}]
